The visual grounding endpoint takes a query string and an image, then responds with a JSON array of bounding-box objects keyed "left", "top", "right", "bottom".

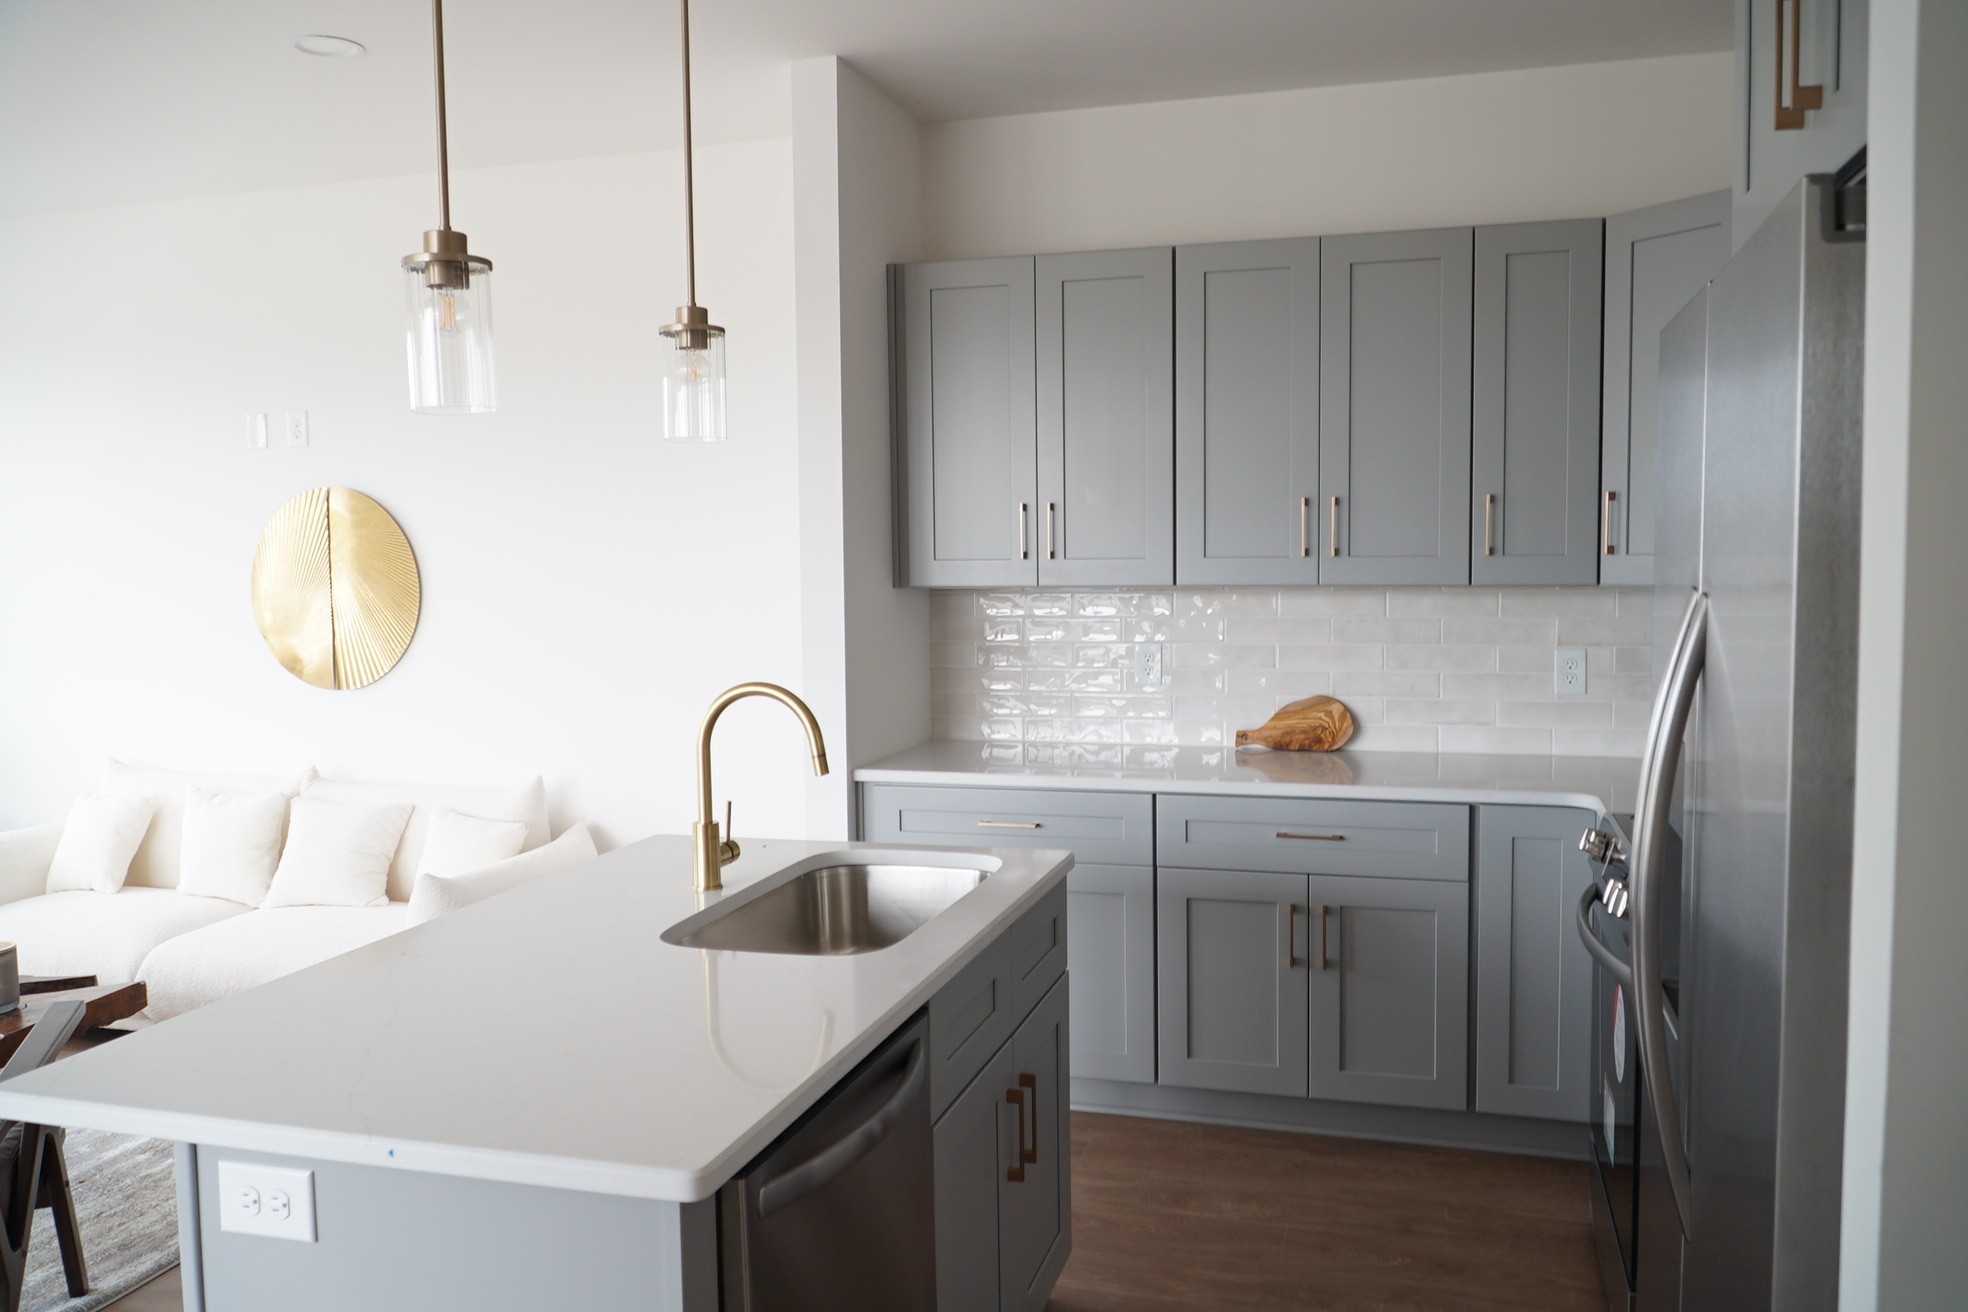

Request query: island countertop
[
  {"left": 855, "top": 741, "right": 1640, "bottom": 816},
  {"left": 0, "top": 837, "right": 1071, "bottom": 1204}
]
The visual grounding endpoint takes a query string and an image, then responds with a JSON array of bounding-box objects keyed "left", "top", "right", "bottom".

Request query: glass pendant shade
[
  {"left": 403, "top": 248, "right": 495, "bottom": 415},
  {"left": 661, "top": 327, "right": 726, "bottom": 441}
]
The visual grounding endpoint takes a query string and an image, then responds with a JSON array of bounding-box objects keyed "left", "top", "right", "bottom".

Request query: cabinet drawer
[
  {"left": 1157, "top": 795, "right": 1469, "bottom": 881},
  {"left": 1007, "top": 882, "right": 1068, "bottom": 1023},
  {"left": 861, "top": 784, "right": 1154, "bottom": 868}
]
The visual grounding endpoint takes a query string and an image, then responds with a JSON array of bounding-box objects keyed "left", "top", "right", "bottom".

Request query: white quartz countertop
[
  {"left": 0, "top": 837, "right": 1071, "bottom": 1204},
  {"left": 856, "top": 741, "right": 1640, "bottom": 816}
]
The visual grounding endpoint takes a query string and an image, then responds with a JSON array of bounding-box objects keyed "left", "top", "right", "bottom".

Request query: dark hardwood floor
[
  {"left": 106, "top": 1114, "right": 1600, "bottom": 1311},
  {"left": 1051, "top": 1112, "right": 1603, "bottom": 1312}
]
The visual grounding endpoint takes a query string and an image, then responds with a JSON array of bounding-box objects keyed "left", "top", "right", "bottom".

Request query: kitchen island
[{"left": 0, "top": 835, "right": 1074, "bottom": 1311}]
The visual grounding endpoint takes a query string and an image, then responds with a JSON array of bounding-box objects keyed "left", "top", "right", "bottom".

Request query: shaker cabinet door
[
  {"left": 1734, "top": 0, "right": 1867, "bottom": 247},
  {"left": 999, "top": 977, "right": 1071, "bottom": 1312},
  {"left": 1156, "top": 867, "right": 1310, "bottom": 1097},
  {"left": 1036, "top": 249, "right": 1174, "bottom": 587},
  {"left": 1601, "top": 191, "right": 1730, "bottom": 586},
  {"left": 1471, "top": 220, "right": 1604, "bottom": 586},
  {"left": 1318, "top": 227, "right": 1474, "bottom": 586},
  {"left": 1066, "top": 864, "right": 1157, "bottom": 1084},
  {"left": 897, "top": 257, "right": 1039, "bottom": 588},
  {"left": 1304, "top": 874, "right": 1469, "bottom": 1111},
  {"left": 1174, "top": 239, "right": 1322, "bottom": 586},
  {"left": 933, "top": 1040, "right": 1014, "bottom": 1312}
]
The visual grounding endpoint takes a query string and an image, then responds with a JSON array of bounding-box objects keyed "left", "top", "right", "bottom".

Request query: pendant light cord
[
  {"left": 680, "top": 0, "right": 697, "bottom": 306},
  {"left": 431, "top": 0, "right": 452, "bottom": 231}
]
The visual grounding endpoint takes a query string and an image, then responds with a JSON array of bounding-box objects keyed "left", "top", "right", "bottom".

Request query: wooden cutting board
[{"left": 1235, "top": 696, "right": 1356, "bottom": 752}]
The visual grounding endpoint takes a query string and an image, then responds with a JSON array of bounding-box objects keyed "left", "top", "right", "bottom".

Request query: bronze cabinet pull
[
  {"left": 1286, "top": 904, "right": 1305, "bottom": 968},
  {"left": 1484, "top": 493, "right": 1497, "bottom": 557},
  {"left": 1298, "top": 496, "right": 1311, "bottom": 558},
  {"left": 1602, "top": 489, "right": 1617, "bottom": 556},
  {"left": 1045, "top": 503, "right": 1057, "bottom": 560},
  {"left": 1328, "top": 496, "right": 1341, "bottom": 557},
  {"left": 1773, "top": 0, "right": 1824, "bottom": 130},
  {"left": 1005, "top": 1084, "right": 1028, "bottom": 1182},
  {"left": 1017, "top": 1073, "right": 1039, "bottom": 1166},
  {"left": 1276, "top": 831, "right": 1346, "bottom": 842},
  {"left": 977, "top": 819, "right": 1041, "bottom": 830},
  {"left": 1018, "top": 503, "right": 1031, "bottom": 561},
  {"left": 1319, "top": 905, "right": 1332, "bottom": 971}
]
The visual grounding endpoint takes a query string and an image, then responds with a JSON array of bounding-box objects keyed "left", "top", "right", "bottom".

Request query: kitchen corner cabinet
[
  {"left": 1471, "top": 220, "right": 1604, "bottom": 586},
  {"left": 1174, "top": 239, "right": 1322, "bottom": 586},
  {"left": 934, "top": 976, "right": 1071, "bottom": 1312},
  {"left": 1473, "top": 806, "right": 1596, "bottom": 1121},
  {"left": 1600, "top": 190, "right": 1731, "bottom": 586},
  {"left": 1734, "top": 0, "right": 1867, "bottom": 248},
  {"left": 893, "top": 251, "right": 1173, "bottom": 589},
  {"left": 1318, "top": 227, "right": 1473, "bottom": 586}
]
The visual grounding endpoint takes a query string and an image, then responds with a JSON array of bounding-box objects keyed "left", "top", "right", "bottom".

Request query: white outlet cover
[
  {"left": 217, "top": 1161, "right": 317, "bottom": 1242},
  {"left": 284, "top": 410, "right": 309, "bottom": 447},
  {"left": 1555, "top": 647, "right": 1587, "bottom": 697}
]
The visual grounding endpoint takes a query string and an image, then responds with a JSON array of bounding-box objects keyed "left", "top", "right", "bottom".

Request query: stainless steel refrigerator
[{"left": 1579, "top": 171, "right": 1865, "bottom": 1312}]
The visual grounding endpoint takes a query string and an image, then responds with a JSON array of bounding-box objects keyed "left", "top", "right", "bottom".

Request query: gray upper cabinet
[
  {"left": 897, "top": 257, "right": 1038, "bottom": 588},
  {"left": 1036, "top": 249, "right": 1175, "bottom": 587},
  {"left": 1601, "top": 191, "right": 1730, "bottom": 586},
  {"left": 1474, "top": 806, "right": 1596, "bottom": 1122},
  {"left": 1319, "top": 228, "right": 1474, "bottom": 585},
  {"left": 1174, "top": 239, "right": 1322, "bottom": 586},
  {"left": 1734, "top": 0, "right": 1867, "bottom": 247},
  {"left": 1305, "top": 874, "right": 1470, "bottom": 1111},
  {"left": 1471, "top": 220, "right": 1604, "bottom": 586},
  {"left": 1066, "top": 864, "right": 1156, "bottom": 1085},
  {"left": 1157, "top": 867, "right": 1309, "bottom": 1098}
]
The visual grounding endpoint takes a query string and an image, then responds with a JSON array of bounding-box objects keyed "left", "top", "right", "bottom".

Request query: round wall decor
[{"left": 251, "top": 487, "right": 420, "bottom": 690}]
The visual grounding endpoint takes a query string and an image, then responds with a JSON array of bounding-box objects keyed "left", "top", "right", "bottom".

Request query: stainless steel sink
[{"left": 666, "top": 863, "right": 989, "bottom": 956}]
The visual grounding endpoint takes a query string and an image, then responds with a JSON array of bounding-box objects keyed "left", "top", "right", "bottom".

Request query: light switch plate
[
  {"left": 246, "top": 413, "right": 268, "bottom": 449},
  {"left": 284, "top": 410, "right": 309, "bottom": 447},
  {"left": 216, "top": 1160, "right": 317, "bottom": 1242},
  {"left": 1555, "top": 648, "right": 1587, "bottom": 697}
]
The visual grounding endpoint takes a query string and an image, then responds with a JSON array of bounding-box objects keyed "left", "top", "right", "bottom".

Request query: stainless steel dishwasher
[{"left": 717, "top": 1013, "right": 935, "bottom": 1311}]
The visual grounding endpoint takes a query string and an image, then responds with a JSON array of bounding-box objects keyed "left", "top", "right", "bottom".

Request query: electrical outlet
[
  {"left": 284, "top": 410, "right": 309, "bottom": 447},
  {"left": 246, "top": 413, "right": 268, "bottom": 449},
  {"left": 1556, "top": 648, "right": 1588, "bottom": 697},
  {"left": 217, "top": 1161, "right": 317, "bottom": 1242},
  {"left": 1133, "top": 643, "right": 1165, "bottom": 689}
]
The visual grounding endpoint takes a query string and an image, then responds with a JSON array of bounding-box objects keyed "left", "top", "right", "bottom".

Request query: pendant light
[
  {"left": 660, "top": 0, "right": 726, "bottom": 441},
  {"left": 402, "top": 0, "right": 496, "bottom": 414}
]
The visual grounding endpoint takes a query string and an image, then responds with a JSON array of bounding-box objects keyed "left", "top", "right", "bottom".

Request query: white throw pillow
[
  {"left": 262, "top": 797, "right": 413, "bottom": 909},
  {"left": 177, "top": 786, "right": 291, "bottom": 906},
  {"left": 45, "top": 794, "right": 155, "bottom": 894},
  {"left": 406, "top": 824, "right": 598, "bottom": 925},
  {"left": 416, "top": 807, "right": 529, "bottom": 879}
]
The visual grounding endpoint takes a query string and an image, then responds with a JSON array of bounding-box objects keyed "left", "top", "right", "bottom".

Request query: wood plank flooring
[
  {"left": 1051, "top": 1112, "right": 1604, "bottom": 1312},
  {"left": 107, "top": 1114, "right": 1601, "bottom": 1311}
]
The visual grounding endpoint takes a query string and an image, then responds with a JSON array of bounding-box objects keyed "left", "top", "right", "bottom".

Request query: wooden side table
[{"left": 0, "top": 983, "right": 148, "bottom": 1064}]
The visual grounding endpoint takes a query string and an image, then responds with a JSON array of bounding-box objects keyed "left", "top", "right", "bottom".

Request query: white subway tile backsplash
[{"left": 930, "top": 586, "right": 1649, "bottom": 760}]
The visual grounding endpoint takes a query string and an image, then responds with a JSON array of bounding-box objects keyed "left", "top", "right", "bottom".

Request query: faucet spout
[{"left": 694, "top": 682, "right": 830, "bottom": 892}]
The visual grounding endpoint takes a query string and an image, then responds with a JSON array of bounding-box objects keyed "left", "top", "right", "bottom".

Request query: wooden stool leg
[{"left": 37, "top": 1132, "right": 88, "bottom": 1298}]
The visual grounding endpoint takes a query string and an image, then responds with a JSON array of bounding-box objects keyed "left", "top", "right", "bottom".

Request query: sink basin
[{"left": 665, "top": 863, "right": 989, "bottom": 956}]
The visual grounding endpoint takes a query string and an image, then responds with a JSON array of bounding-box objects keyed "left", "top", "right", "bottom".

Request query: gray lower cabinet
[
  {"left": 933, "top": 975, "right": 1071, "bottom": 1312},
  {"left": 1473, "top": 805, "right": 1597, "bottom": 1121},
  {"left": 1065, "top": 864, "right": 1156, "bottom": 1084},
  {"left": 1037, "top": 248, "right": 1174, "bottom": 587},
  {"left": 1305, "top": 874, "right": 1469, "bottom": 1111},
  {"left": 1155, "top": 867, "right": 1309, "bottom": 1097},
  {"left": 1318, "top": 227, "right": 1473, "bottom": 586},
  {"left": 1601, "top": 191, "right": 1731, "bottom": 586},
  {"left": 897, "top": 257, "right": 1039, "bottom": 588},
  {"left": 1471, "top": 220, "right": 1604, "bottom": 586},
  {"left": 1174, "top": 239, "right": 1322, "bottom": 586}
]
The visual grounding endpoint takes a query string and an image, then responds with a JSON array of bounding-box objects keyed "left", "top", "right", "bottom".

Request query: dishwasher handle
[{"left": 756, "top": 1035, "right": 928, "bottom": 1218}]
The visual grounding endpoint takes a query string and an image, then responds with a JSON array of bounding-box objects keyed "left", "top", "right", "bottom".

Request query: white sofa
[{"left": 0, "top": 761, "right": 591, "bottom": 1023}]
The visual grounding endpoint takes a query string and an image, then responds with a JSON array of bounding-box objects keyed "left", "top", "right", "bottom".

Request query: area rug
[{"left": 22, "top": 1129, "right": 178, "bottom": 1312}]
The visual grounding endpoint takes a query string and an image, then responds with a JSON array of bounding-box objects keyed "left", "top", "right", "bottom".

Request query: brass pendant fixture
[
  {"left": 403, "top": 0, "right": 496, "bottom": 414},
  {"left": 251, "top": 489, "right": 422, "bottom": 691},
  {"left": 659, "top": 0, "right": 726, "bottom": 442}
]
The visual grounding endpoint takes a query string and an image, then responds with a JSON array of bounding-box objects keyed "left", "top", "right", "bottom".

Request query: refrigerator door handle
[{"left": 1631, "top": 587, "right": 1708, "bottom": 1240}]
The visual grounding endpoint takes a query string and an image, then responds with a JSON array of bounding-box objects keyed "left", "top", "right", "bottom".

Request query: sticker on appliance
[
  {"left": 1613, "top": 984, "right": 1626, "bottom": 1082},
  {"left": 1603, "top": 1075, "right": 1618, "bottom": 1161}
]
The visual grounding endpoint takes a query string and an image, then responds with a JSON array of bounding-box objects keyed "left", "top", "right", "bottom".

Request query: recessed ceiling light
[{"left": 293, "top": 34, "right": 366, "bottom": 58}]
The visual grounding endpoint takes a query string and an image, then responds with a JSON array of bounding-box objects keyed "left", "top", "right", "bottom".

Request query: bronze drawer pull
[
  {"left": 1018, "top": 502, "right": 1030, "bottom": 561},
  {"left": 1602, "top": 489, "right": 1617, "bottom": 556},
  {"left": 1276, "top": 831, "right": 1346, "bottom": 841},
  {"left": 1319, "top": 905, "right": 1332, "bottom": 971},
  {"left": 1287, "top": 905, "right": 1305, "bottom": 968},
  {"left": 1005, "top": 1083, "right": 1028, "bottom": 1182},
  {"left": 1773, "top": 0, "right": 1824, "bottom": 131},
  {"left": 1017, "top": 1074, "right": 1039, "bottom": 1165},
  {"left": 977, "top": 820, "right": 1041, "bottom": 830},
  {"left": 1328, "top": 496, "right": 1341, "bottom": 557},
  {"left": 1484, "top": 493, "right": 1496, "bottom": 557}
]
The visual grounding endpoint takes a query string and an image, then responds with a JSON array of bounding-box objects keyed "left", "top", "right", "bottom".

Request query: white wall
[
  {"left": 0, "top": 141, "right": 810, "bottom": 852},
  {"left": 1840, "top": 0, "right": 1968, "bottom": 1304},
  {"left": 793, "top": 57, "right": 928, "bottom": 837},
  {"left": 921, "top": 52, "right": 1732, "bottom": 258}
]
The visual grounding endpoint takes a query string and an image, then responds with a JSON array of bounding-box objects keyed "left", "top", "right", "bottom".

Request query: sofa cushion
[
  {"left": 102, "top": 760, "right": 314, "bottom": 890},
  {"left": 262, "top": 798, "right": 412, "bottom": 909},
  {"left": 178, "top": 786, "right": 290, "bottom": 907},
  {"left": 301, "top": 775, "right": 548, "bottom": 902},
  {"left": 46, "top": 794, "right": 155, "bottom": 895},
  {"left": 139, "top": 904, "right": 414, "bottom": 1022},
  {"left": 417, "top": 807, "right": 529, "bottom": 878},
  {"left": 0, "top": 889, "right": 249, "bottom": 987},
  {"left": 406, "top": 824, "right": 598, "bottom": 925}
]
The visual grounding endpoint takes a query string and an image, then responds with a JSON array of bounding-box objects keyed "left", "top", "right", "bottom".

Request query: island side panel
[{"left": 187, "top": 1146, "right": 717, "bottom": 1311}]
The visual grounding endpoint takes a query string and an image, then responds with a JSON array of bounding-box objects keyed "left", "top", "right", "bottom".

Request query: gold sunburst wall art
[{"left": 251, "top": 488, "right": 421, "bottom": 690}]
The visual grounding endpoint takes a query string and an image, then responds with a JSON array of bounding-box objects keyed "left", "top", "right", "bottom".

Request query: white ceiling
[{"left": 0, "top": 0, "right": 1730, "bottom": 217}]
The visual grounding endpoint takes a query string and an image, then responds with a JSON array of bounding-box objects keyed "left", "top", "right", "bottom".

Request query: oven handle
[{"left": 1574, "top": 882, "right": 1633, "bottom": 991}]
